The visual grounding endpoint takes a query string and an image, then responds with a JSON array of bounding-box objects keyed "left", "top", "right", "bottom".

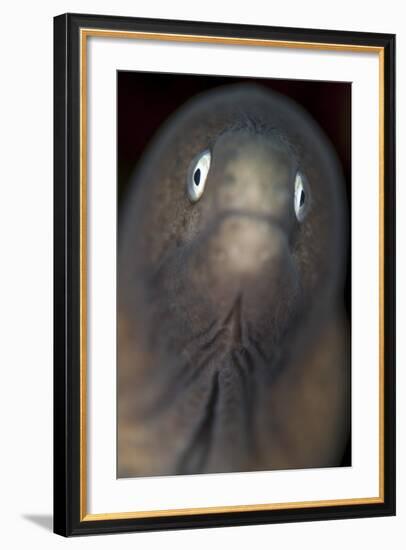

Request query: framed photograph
[{"left": 53, "top": 13, "right": 396, "bottom": 536}]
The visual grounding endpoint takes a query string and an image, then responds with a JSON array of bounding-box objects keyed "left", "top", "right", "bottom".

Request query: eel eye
[
  {"left": 187, "top": 149, "right": 211, "bottom": 203},
  {"left": 294, "top": 172, "right": 310, "bottom": 222}
]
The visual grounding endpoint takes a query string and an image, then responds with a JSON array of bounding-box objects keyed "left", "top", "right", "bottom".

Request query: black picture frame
[{"left": 54, "top": 12, "right": 396, "bottom": 536}]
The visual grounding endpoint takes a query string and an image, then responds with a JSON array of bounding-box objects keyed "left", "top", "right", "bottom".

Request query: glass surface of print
[{"left": 117, "top": 73, "right": 351, "bottom": 478}]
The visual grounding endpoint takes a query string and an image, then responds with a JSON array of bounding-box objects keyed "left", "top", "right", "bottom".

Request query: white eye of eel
[
  {"left": 294, "top": 172, "right": 311, "bottom": 222},
  {"left": 187, "top": 149, "right": 211, "bottom": 203}
]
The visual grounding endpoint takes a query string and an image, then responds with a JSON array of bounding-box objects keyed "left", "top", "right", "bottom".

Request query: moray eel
[{"left": 118, "top": 84, "right": 349, "bottom": 477}]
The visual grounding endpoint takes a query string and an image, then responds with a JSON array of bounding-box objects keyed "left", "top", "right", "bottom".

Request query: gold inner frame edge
[{"left": 79, "top": 28, "right": 385, "bottom": 522}]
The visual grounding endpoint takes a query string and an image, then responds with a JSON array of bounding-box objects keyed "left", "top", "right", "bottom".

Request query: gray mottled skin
[{"left": 118, "top": 84, "right": 349, "bottom": 477}]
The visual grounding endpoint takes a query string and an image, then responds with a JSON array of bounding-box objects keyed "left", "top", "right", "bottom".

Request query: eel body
[{"left": 118, "top": 84, "right": 349, "bottom": 477}]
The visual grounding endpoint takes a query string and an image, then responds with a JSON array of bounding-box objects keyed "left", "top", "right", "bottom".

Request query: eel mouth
[
  {"left": 147, "top": 291, "right": 274, "bottom": 409},
  {"left": 141, "top": 293, "right": 285, "bottom": 474},
  {"left": 172, "top": 294, "right": 279, "bottom": 474}
]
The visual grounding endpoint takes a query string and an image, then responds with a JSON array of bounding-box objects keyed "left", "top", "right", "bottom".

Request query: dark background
[{"left": 117, "top": 71, "right": 351, "bottom": 467}]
